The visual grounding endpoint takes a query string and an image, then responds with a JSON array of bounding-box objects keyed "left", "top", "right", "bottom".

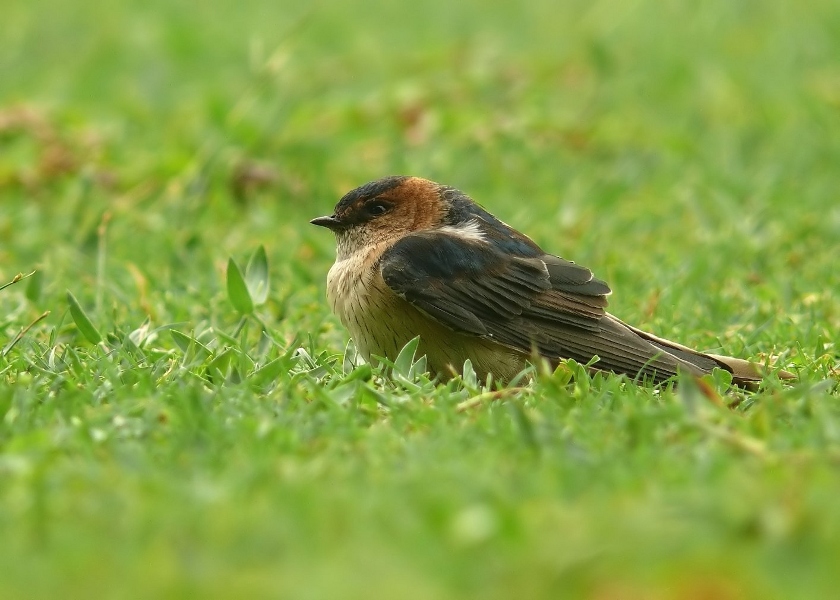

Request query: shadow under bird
[{"left": 311, "top": 176, "right": 791, "bottom": 386}]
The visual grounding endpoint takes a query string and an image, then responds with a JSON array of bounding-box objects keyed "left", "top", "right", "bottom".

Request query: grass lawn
[{"left": 2, "top": 0, "right": 839, "bottom": 597}]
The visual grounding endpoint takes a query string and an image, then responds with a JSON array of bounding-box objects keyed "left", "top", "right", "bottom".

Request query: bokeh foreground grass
[{"left": 1, "top": 0, "right": 839, "bottom": 598}]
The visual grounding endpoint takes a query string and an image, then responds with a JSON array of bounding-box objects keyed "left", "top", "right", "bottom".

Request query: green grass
[{"left": 2, "top": 0, "right": 839, "bottom": 597}]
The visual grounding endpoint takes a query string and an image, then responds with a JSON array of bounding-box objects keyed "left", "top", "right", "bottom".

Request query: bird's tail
[{"left": 619, "top": 319, "right": 795, "bottom": 387}]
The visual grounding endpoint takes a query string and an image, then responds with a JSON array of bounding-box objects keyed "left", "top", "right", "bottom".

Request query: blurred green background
[{"left": 1, "top": 0, "right": 839, "bottom": 598}]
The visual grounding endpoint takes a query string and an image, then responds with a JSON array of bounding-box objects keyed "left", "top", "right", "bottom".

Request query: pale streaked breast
[{"left": 325, "top": 246, "right": 529, "bottom": 382}]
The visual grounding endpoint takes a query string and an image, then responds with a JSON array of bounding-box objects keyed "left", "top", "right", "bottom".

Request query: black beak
[{"left": 310, "top": 215, "right": 343, "bottom": 230}]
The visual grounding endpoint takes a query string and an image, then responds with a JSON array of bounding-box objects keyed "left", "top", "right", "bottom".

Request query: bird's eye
[{"left": 366, "top": 201, "right": 390, "bottom": 217}]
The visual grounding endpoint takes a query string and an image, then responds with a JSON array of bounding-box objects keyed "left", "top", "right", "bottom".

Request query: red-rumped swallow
[{"left": 311, "top": 176, "right": 792, "bottom": 386}]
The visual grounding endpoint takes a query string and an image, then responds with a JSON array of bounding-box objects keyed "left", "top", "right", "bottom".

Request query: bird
[{"left": 311, "top": 175, "right": 792, "bottom": 386}]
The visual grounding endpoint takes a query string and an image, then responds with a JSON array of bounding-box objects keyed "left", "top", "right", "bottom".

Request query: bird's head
[
  {"left": 312, "top": 175, "right": 537, "bottom": 259},
  {"left": 311, "top": 176, "right": 450, "bottom": 258}
]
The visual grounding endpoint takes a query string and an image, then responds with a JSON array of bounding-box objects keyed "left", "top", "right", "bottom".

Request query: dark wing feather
[
  {"left": 380, "top": 231, "right": 700, "bottom": 382},
  {"left": 380, "top": 233, "right": 548, "bottom": 325}
]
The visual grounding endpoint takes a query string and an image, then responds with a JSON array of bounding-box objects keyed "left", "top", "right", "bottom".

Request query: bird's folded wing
[{"left": 379, "top": 231, "right": 699, "bottom": 381}]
